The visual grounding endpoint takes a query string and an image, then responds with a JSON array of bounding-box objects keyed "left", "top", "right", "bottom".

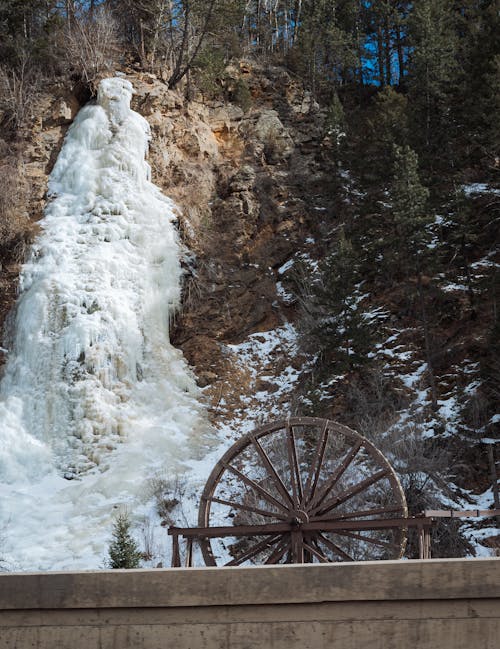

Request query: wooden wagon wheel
[{"left": 198, "top": 417, "right": 407, "bottom": 566}]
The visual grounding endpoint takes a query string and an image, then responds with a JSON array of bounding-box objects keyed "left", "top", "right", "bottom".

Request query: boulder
[
  {"left": 246, "top": 109, "right": 294, "bottom": 163},
  {"left": 50, "top": 96, "right": 79, "bottom": 125}
]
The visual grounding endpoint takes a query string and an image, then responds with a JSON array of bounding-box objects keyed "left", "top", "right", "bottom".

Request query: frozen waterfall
[{"left": 0, "top": 77, "right": 208, "bottom": 570}]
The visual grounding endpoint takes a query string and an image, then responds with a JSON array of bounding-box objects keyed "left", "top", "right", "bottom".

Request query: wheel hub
[{"left": 290, "top": 509, "right": 310, "bottom": 525}]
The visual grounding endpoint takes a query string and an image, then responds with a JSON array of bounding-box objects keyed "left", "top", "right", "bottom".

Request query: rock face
[
  {"left": 0, "top": 86, "right": 78, "bottom": 348},
  {"left": 246, "top": 109, "right": 295, "bottom": 162},
  {"left": 123, "top": 64, "right": 328, "bottom": 424},
  {"left": 0, "top": 62, "right": 327, "bottom": 425}
]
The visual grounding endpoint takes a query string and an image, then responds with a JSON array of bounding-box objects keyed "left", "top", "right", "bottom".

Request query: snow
[
  {"left": 217, "top": 323, "right": 301, "bottom": 429},
  {"left": 439, "top": 281, "right": 468, "bottom": 292},
  {"left": 400, "top": 361, "right": 428, "bottom": 389},
  {"left": 0, "top": 78, "right": 211, "bottom": 571},
  {"left": 462, "top": 183, "right": 500, "bottom": 196},
  {"left": 471, "top": 256, "right": 500, "bottom": 270},
  {"left": 277, "top": 259, "right": 294, "bottom": 275},
  {"left": 276, "top": 281, "right": 295, "bottom": 305}
]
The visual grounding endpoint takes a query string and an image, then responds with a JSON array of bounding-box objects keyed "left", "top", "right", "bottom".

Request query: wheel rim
[{"left": 198, "top": 417, "right": 407, "bottom": 566}]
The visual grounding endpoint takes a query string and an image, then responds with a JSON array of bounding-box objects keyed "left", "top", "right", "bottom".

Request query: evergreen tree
[
  {"left": 370, "top": 0, "right": 395, "bottom": 86},
  {"left": 372, "top": 86, "right": 409, "bottom": 152},
  {"left": 0, "top": 0, "right": 59, "bottom": 67},
  {"left": 406, "top": 0, "right": 460, "bottom": 167},
  {"left": 325, "top": 91, "right": 346, "bottom": 161},
  {"left": 107, "top": 512, "right": 142, "bottom": 569},
  {"left": 301, "top": 231, "right": 374, "bottom": 372},
  {"left": 356, "top": 85, "right": 409, "bottom": 190},
  {"left": 389, "top": 145, "right": 438, "bottom": 409},
  {"left": 456, "top": 1, "right": 500, "bottom": 162},
  {"left": 293, "top": 0, "right": 361, "bottom": 95},
  {"left": 390, "top": 144, "right": 431, "bottom": 279},
  {"left": 445, "top": 187, "right": 478, "bottom": 312}
]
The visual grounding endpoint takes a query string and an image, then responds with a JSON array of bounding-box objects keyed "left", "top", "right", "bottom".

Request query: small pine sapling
[{"left": 107, "top": 511, "right": 142, "bottom": 569}]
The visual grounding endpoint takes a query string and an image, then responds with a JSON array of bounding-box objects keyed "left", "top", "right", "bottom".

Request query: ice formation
[{"left": 0, "top": 77, "right": 207, "bottom": 570}]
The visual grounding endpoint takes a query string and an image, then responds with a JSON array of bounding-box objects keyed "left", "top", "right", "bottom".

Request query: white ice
[{"left": 0, "top": 78, "right": 210, "bottom": 571}]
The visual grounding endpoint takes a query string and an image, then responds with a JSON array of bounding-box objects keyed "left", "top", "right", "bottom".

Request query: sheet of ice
[{"left": 0, "top": 78, "right": 210, "bottom": 571}]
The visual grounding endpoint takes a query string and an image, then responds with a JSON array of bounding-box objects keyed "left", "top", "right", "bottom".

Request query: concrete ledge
[
  {"left": 1, "top": 558, "right": 498, "bottom": 609},
  {"left": 1, "top": 559, "right": 499, "bottom": 649}
]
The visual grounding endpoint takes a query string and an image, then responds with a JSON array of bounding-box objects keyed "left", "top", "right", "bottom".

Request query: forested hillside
[{"left": 0, "top": 1, "right": 498, "bottom": 561}]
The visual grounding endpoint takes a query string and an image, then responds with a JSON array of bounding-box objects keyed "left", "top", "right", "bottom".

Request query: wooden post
[
  {"left": 171, "top": 533, "right": 181, "bottom": 568},
  {"left": 423, "top": 525, "right": 432, "bottom": 559},
  {"left": 487, "top": 445, "right": 500, "bottom": 519},
  {"left": 185, "top": 538, "right": 193, "bottom": 568},
  {"left": 291, "top": 530, "right": 304, "bottom": 563},
  {"left": 418, "top": 524, "right": 424, "bottom": 560}
]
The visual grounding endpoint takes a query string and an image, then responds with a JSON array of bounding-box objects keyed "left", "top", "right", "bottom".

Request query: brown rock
[{"left": 50, "top": 95, "right": 80, "bottom": 125}]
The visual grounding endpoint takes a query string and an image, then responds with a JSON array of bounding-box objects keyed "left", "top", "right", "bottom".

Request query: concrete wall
[{"left": 1, "top": 558, "right": 499, "bottom": 648}]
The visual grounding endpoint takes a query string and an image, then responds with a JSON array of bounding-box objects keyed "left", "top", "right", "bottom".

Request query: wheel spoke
[
  {"left": 264, "top": 536, "right": 290, "bottom": 564},
  {"left": 225, "top": 534, "right": 282, "bottom": 566},
  {"left": 311, "top": 505, "right": 405, "bottom": 523},
  {"left": 251, "top": 437, "right": 295, "bottom": 508},
  {"left": 286, "top": 425, "right": 303, "bottom": 505},
  {"left": 311, "top": 468, "right": 391, "bottom": 518},
  {"left": 207, "top": 496, "right": 289, "bottom": 521},
  {"left": 300, "top": 419, "right": 329, "bottom": 508},
  {"left": 307, "top": 440, "right": 363, "bottom": 512},
  {"left": 304, "top": 536, "right": 329, "bottom": 563},
  {"left": 316, "top": 532, "right": 355, "bottom": 562},
  {"left": 334, "top": 529, "right": 401, "bottom": 550},
  {"left": 222, "top": 462, "right": 290, "bottom": 515}
]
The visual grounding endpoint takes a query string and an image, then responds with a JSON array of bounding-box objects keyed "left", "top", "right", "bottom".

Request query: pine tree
[
  {"left": 390, "top": 144, "right": 430, "bottom": 279},
  {"left": 357, "top": 85, "right": 409, "bottom": 190},
  {"left": 445, "top": 187, "right": 478, "bottom": 312},
  {"left": 406, "top": 0, "right": 460, "bottom": 167},
  {"left": 293, "top": 0, "right": 361, "bottom": 94},
  {"left": 456, "top": 1, "right": 500, "bottom": 162},
  {"left": 302, "top": 231, "right": 374, "bottom": 372},
  {"left": 389, "top": 145, "right": 438, "bottom": 410},
  {"left": 107, "top": 512, "right": 142, "bottom": 569}
]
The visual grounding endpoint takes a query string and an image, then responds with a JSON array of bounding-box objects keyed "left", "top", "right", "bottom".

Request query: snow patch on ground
[{"left": 462, "top": 183, "right": 500, "bottom": 196}]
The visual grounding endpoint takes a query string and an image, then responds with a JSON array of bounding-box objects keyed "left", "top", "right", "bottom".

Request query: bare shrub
[
  {"left": 0, "top": 56, "right": 41, "bottom": 132},
  {"left": 147, "top": 473, "right": 189, "bottom": 526},
  {"left": 139, "top": 516, "right": 160, "bottom": 562},
  {"left": 345, "top": 366, "right": 410, "bottom": 439},
  {"left": 385, "top": 424, "right": 474, "bottom": 558},
  {"left": 61, "top": 8, "right": 120, "bottom": 93},
  {"left": 462, "top": 389, "right": 490, "bottom": 435}
]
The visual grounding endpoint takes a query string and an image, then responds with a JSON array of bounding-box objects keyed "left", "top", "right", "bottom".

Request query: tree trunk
[
  {"left": 487, "top": 445, "right": 500, "bottom": 521},
  {"left": 168, "top": 0, "right": 217, "bottom": 89},
  {"left": 384, "top": 13, "right": 392, "bottom": 84},
  {"left": 417, "top": 272, "right": 438, "bottom": 411},
  {"left": 460, "top": 234, "right": 476, "bottom": 314},
  {"left": 293, "top": 0, "right": 302, "bottom": 45},
  {"left": 396, "top": 24, "right": 405, "bottom": 84},
  {"left": 377, "top": 24, "right": 385, "bottom": 86}
]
